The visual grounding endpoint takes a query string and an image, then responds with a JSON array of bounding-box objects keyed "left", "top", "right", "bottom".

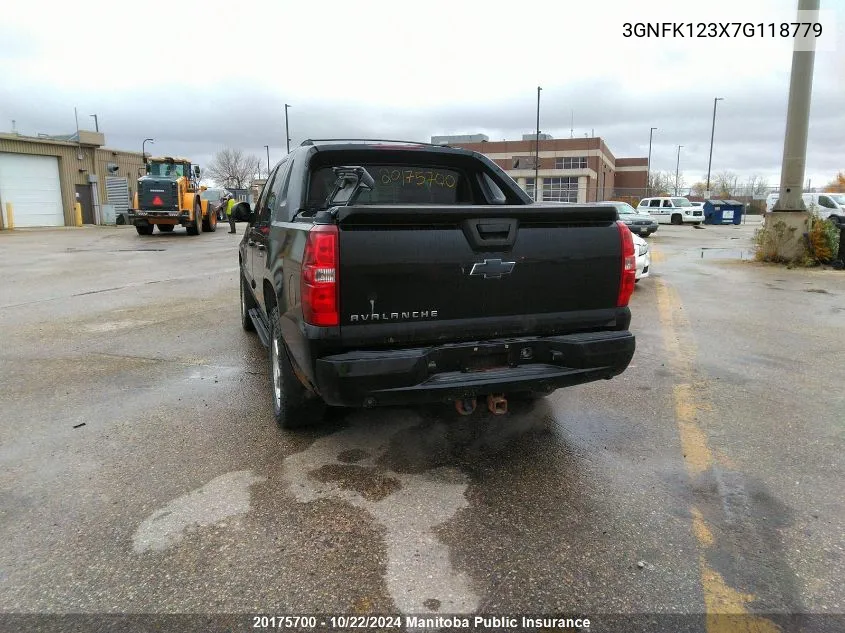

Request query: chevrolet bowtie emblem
[{"left": 469, "top": 258, "right": 516, "bottom": 279}]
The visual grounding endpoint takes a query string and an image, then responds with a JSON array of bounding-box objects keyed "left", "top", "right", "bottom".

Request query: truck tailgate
[{"left": 335, "top": 204, "right": 624, "bottom": 347}]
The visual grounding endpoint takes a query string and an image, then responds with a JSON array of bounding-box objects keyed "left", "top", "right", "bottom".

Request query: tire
[
  {"left": 240, "top": 271, "right": 256, "bottom": 332},
  {"left": 202, "top": 204, "right": 217, "bottom": 232},
  {"left": 135, "top": 224, "right": 154, "bottom": 235},
  {"left": 828, "top": 216, "right": 841, "bottom": 228},
  {"left": 186, "top": 202, "right": 201, "bottom": 235},
  {"left": 157, "top": 224, "right": 174, "bottom": 233},
  {"left": 692, "top": 222, "right": 701, "bottom": 226},
  {"left": 269, "top": 305, "right": 325, "bottom": 429},
  {"left": 671, "top": 214, "right": 683, "bottom": 225}
]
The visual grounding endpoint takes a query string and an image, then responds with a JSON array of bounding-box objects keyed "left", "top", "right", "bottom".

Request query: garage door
[{"left": 0, "top": 153, "right": 64, "bottom": 227}]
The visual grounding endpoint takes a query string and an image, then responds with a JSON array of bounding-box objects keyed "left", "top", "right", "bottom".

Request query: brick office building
[{"left": 431, "top": 134, "right": 648, "bottom": 203}]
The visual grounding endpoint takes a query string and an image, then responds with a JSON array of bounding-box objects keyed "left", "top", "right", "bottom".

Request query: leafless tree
[
  {"left": 206, "top": 148, "right": 261, "bottom": 189},
  {"left": 690, "top": 181, "right": 708, "bottom": 198},
  {"left": 744, "top": 174, "right": 770, "bottom": 198},
  {"left": 648, "top": 171, "right": 674, "bottom": 196},
  {"left": 713, "top": 171, "right": 740, "bottom": 198}
]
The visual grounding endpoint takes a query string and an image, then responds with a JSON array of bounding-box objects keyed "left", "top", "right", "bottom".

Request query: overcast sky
[{"left": 1, "top": 0, "right": 843, "bottom": 189}]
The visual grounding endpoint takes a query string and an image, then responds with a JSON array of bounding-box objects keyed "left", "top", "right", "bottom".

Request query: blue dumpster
[{"left": 703, "top": 199, "right": 744, "bottom": 225}]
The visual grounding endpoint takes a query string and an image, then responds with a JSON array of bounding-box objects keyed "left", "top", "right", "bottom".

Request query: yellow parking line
[{"left": 654, "top": 274, "right": 780, "bottom": 632}]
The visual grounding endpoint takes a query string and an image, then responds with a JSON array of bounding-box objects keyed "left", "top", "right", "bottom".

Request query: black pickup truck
[{"left": 235, "top": 139, "right": 636, "bottom": 428}]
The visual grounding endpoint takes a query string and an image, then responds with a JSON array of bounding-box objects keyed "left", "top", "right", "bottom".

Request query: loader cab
[{"left": 146, "top": 158, "right": 191, "bottom": 179}]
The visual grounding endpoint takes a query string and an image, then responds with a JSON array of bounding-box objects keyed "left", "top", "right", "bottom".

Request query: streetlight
[
  {"left": 89, "top": 114, "right": 99, "bottom": 132},
  {"left": 534, "top": 86, "right": 542, "bottom": 202},
  {"left": 646, "top": 127, "right": 657, "bottom": 196},
  {"left": 284, "top": 104, "right": 292, "bottom": 154},
  {"left": 706, "top": 97, "right": 725, "bottom": 197},
  {"left": 264, "top": 145, "right": 270, "bottom": 178},
  {"left": 142, "top": 138, "right": 154, "bottom": 164},
  {"left": 675, "top": 145, "right": 683, "bottom": 195}
]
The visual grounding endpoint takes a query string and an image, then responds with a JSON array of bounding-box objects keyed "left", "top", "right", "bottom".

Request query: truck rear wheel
[
  {"left": 671, "top": 214, "right": 683, "bottom": 225},
  {"left": 269, "top": 305, "right": 325, "bottom": 429},
  {"left": 135, "top": 224, "right": 154, "bottom": 235},
  {"left": 202, "top": 205, "right": 217, "bottom": 232},
  {"left": 186, "top": 202, "right": 201, "bottom": 235}
]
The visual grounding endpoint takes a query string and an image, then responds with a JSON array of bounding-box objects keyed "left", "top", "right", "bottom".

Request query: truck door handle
[{"left": 247, "top": 240, "right": 256, "bottom": 247}]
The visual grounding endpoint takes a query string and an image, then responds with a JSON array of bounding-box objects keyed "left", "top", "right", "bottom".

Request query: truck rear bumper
[
  {"left": 128, "top": 210, "right": 190, "bottom": 224},
  {"left": 314, "top": 331, "right": 635, "bottom": 407}
]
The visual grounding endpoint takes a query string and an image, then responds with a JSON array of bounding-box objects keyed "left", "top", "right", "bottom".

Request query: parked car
[
  {"left": 599, "top": 201, "right": 658, "bottom": 236},
  {"left": 200, "top": 187, "right": 228, "bottom": 221},
  {"left": 637, "top": 196, "right": 704, "bottom": 225},
  {"left": 765, "top": 192, "right": 845, "bottom": 225},
  {"left": 234, "top": 139, "right": 637, "bottom": 428},
  {"left": 632, "top": 233, "right": 650, "bottom": 283}
]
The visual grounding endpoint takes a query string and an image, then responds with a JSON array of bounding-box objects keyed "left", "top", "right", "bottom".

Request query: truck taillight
[
  {"left": 301, "top": 224, "right": 339, "bottom": 326},
  {"left": 616, "top": 220, "right": 636, "bottom": 307}
]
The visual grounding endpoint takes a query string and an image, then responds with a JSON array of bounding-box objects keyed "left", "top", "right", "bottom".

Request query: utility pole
[
  {"left": 284, "top": 104, "right": 291, "bottom": 154},
  {"left": 534, "top": 86, "right": 542, "bottom": 202},
  {"left": 264, "top": 145, "right": 270, "bottom": 178},
  {"left": 706, "top": 97, "right": 724, "bottom": 197},
  {"left": 773, "top": 0, "right": 818, "bottom": 212},
  {"left": 675, "top": 145, "right": 683, "bottom": 195},
  {"left": 89, "top": 114, "right": 99, "bottom": 132},
  {"left": 646, "top": 127, "right": 657, "bottom": 197}
]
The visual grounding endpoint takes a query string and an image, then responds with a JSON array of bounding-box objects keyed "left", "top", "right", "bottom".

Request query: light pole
[
  {"left": 142, "top": 138, "right": 154, "bottom": 164},
  {"left": 89, "top": 114, "right": 99, "bottom": 132},
  {"left": 264, "top": 145, "right": 270, "bottom": 178},
  {"left": 706, "top": 97, "right": 724, "bottom": 197},
  {"left": 646, "top": 127, "right": 657, "bottom": 196},
  {"left": 534, "top": 86, "right": 541, "bottom": 202},
  {"left": 284, "top": 104, "right": 291, "bottom": 154},
  {"left": 675, "top": 145, "right": 683, "bottom": 195}
]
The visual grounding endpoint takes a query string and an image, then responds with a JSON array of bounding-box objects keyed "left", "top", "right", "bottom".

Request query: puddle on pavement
[
  {"left": 699, "top": 247, "right": 756, "bottom": 260},
  {"left": 310, "top": 463, "right": 402, "bottom": 501}
]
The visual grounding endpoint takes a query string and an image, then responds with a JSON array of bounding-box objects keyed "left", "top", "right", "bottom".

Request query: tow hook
[
  {"left": 487, "top": 394, "right": 507, "bottom": 415},
  {"left": 455, "top": 397, "right": 477, "bottom": 416}
]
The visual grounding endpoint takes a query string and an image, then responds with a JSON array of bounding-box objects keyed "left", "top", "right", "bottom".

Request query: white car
[
  {"left": 637, "top": 196, "right": 704, "bottom": 225},
  {"left": 632, "top": 233, "right": 650, "bottom": 283},
  {"left": 765, "top": 192, "right": 845, "bottom": 226}
]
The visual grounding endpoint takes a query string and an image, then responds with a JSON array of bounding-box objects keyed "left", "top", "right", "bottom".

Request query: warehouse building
[
  {"left": 0, "top": 131, "right": 145, "bottom": 228},
  {"left": 433, "top": 134, "right": 648, "bottom": 203}
]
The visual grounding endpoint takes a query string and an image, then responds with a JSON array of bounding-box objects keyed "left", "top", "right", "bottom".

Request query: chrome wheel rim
[{"left": 272, "top": 337, "right": 281, "bottom": 408}]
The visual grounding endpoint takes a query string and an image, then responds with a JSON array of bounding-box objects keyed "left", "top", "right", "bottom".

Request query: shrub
[{"left": 806, "top": 215, "right": 840, "bottom": 264}]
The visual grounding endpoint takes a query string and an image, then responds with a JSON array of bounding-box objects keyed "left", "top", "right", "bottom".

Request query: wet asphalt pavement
[{"left": 0, "top": 221, "right": 842, "bottom": 632}]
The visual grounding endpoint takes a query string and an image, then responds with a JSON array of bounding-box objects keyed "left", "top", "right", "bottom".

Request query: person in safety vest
[{"left": 225, "top": 193, "right": 237, "bottom": 234}]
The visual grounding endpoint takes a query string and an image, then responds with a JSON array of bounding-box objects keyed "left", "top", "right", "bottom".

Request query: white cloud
[{"left": 1, "top": 0, "right": 843, "bottom": 186}]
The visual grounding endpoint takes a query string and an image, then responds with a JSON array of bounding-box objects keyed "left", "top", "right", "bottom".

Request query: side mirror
[
  {"left": 194, "top": 165, "right": 201, "bottom": 177},
  {"left": 232, "top": 201, "right": 254, "bottom": 223},
  {"left": 327, "top": 166, "right": 375, "bottom": 206},
  {"left": 145, "top": 164, "right": 151, "bottom": 174}
]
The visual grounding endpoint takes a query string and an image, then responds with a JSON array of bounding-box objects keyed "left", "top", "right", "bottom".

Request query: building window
[
  {"left": 554, "top": 156, "right": 588, "bottom": 170},
  {"left": 543, "top": 177, "right": 578, "bottom": 202},
  {"left": 512, "top": 156, "right": 538, "bottom": 170},
  {"left": 523, "top": 177, "right": 536, "bottom": 198}
]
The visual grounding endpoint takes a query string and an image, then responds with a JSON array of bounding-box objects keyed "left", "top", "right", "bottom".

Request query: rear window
[{"left": 308, "top": 164, "right": 465, "bottom": 208}]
